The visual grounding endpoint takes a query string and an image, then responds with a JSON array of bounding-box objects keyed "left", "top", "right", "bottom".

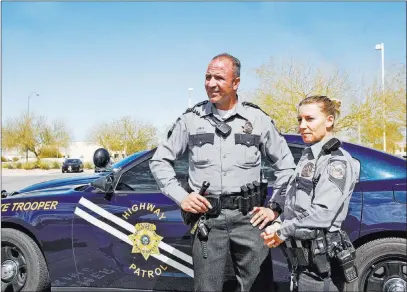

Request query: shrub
[
  {"left": 37, "top": 160, "right": 50, "bottom": 170},
  {"left": 22, "top": 162, "right": 36, "bottom": 170},
  {"left": 6, "top": 163, "right": 16, "bottom": 169},
  {"left": 39, "top": 147, "right": 64, "bottom": 158},
  {"left": 1, "top": 156, "right": 7, "bottom": 162},
  {"left": 52, "top": 161, "right": 61, "bottom": 169},
  {"left": 12, "top": 157, "right": 19, "bottom": 162},
  {"left": 84, "top": 162, "right": 94, "bottom": 169},
  {"left": 15, "top": 162, "right": 22, "bottom": 169}
]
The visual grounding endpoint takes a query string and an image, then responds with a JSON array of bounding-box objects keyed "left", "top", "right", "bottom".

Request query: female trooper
[{"left": 261, "top": 95, "right": 360, "bottom": 292}]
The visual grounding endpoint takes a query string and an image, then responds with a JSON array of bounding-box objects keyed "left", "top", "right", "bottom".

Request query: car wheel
[
  {"left": 1, "top": 228, "right": 50, "bottom": 292},
  {"left": 345, "top": 237, "right": 407, "bottom": 292}
]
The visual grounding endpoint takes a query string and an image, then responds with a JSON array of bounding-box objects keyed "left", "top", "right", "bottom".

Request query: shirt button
[
  {"left": 223, "top": 172, "right": 227, "bottom": 176},
  {"left": 223, "top": 155, "right": 227, "bottom": 158}
]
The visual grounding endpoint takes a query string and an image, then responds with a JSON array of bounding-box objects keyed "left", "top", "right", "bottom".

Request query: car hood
[{"left": 17, "top": 172, "right": 111, "bottom": 194}]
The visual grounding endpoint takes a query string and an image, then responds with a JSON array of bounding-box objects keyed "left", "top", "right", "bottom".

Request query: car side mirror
[{"left": 91, "top": 175, "right": 114, "bottom": 195}]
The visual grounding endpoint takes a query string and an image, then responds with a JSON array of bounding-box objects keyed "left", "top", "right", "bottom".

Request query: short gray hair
[{"left": 212, "top": 53, "right": 241, "bottom": 78}]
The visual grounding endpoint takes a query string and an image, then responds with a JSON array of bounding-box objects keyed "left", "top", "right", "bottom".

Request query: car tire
[
  {"left": 1, "top": 228, "right": 50, "bottom": 292},
  {"left": 345, "top": 237, "right": 407, "bottom": 292}
]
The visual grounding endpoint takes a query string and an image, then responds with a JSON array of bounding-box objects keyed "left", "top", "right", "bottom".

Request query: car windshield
[
  {"left": 66, "top": 159, "right": 80, "bottom": 163},
  {"left": 110, "top": 150, "right": 149, "bottom": 170}
]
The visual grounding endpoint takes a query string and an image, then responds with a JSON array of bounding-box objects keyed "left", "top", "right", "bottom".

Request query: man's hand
[
  {"left": 181, "top": 192, "right": 212, "bottom": 214},
  {"left": 249, "top": 207, "right": 278, "bottom": 229},
  {"left": 260, "top": 231, "right": 284, "bottom": 248}
]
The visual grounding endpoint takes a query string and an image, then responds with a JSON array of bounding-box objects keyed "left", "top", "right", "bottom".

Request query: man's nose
[
  {"left": 299, "top": 120, "right": 307, "bottom": 129},
  {"left": 207, "top": 77, "right": 217, "bottom": 88}
]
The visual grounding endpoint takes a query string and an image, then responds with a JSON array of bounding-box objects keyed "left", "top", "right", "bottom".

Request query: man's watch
[{"left": 270, "top": 202, "right": 283, "bottom": 215}]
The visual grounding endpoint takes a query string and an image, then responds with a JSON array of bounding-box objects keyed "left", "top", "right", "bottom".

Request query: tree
[
  {"left": 2, "top": 113, "right": 72, "bottom": 160},
  {"left": 89, "top": 117, "right": 158, "bottom": 156},
  {"left": 347, "top": 63, "right": 406, "bottom": 152},
  {"left": 246, "top": 57, "right": 355, "bottom": 134}
]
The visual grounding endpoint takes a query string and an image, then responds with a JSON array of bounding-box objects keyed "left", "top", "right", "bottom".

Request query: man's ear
[
  {"left": 232, "top": 77, "right": 241, "bottom": 91},
  {"left": 326, "top": 115, "right": 335, "bottom": 129}
]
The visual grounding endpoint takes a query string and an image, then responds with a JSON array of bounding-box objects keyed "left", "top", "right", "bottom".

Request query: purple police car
[{"left": 1, "top": 134, "right": 406, "bottom": 292}]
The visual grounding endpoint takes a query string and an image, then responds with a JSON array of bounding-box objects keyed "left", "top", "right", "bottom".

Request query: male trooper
[{"left": 150, "top": 53, "right": 296, "bottom": 292}]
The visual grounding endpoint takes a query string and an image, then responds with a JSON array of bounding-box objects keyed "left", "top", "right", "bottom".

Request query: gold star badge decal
[{"left": 128, "top": 223, "right": 163, "bottom": 260}]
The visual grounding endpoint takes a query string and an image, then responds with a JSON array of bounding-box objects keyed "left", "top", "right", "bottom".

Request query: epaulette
[
  {"left": 168, "top": 101, "right": 208, "bottom": 139},
  {"left": 242, "top": 101, "right": 281, "bottom": 133},
  {"left": 242, "top": 101, "right": 270, "bottom": 117},
  {"left": 183, "top": 100, "right": 208, "bottom": 116}
]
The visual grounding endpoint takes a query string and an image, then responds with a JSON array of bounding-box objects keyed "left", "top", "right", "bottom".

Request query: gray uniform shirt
[
  {"left": 149, "top": 99, "right": 296, "bottom": 206},
  {"left": 272, "top": 137, "right": 360, "bottom": 241}
]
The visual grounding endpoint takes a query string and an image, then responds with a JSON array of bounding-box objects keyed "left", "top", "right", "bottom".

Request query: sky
[{"left": 1, "top": 1, "right": 406, "bottom": 142}]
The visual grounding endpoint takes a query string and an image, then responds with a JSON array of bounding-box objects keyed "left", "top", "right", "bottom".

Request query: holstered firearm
[
  {"left": 181, "top": 181, "right": 210, "bottom": 226},
  {"left": 311, "top": 230, "right": 331, "bottom": 274}
]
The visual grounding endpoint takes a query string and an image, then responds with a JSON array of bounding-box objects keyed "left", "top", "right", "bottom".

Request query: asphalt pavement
[{"left": 1, "top": 169, "right": 94, "bottom": 192}]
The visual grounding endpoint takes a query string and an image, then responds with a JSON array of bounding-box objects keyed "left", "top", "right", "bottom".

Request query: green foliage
[
  {"left": 88, "top": 116, "right": 158, "bottom": 155},
  {"left": 39, "top": 147, "right": 64, "bottom": 158},
  {"left": 12, "top": 157, "right": 19, "bottom": 162},
  {"left": 51, "top": 161, "right": 61, "bottom": 169},
  {"left": 38, "top": 161, "right": 50, "bottom": 170},
  {"left": 84, "top": 162, "right": 94, "bottom": 169},
  {"left": 1, "top": 156, "right": 6, "bottom": 162},
  {"left": 2, "top": 113, "right": 71, "bottom": 159},
  {"left": 15, "top": 162, "right": 22, "bottom": 169},
  {"left": 22, "top": 162, "right": 36, "bottom": 170},
  {"left": 4, "top": 163, "right": 15, "bottom": 169}
]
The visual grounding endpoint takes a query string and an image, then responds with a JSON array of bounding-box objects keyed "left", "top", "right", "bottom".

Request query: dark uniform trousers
[{"left": 192, "top": 209, "right": 274, "bottom": 292}]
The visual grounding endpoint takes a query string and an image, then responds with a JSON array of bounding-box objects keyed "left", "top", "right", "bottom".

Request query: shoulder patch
[
  {"left": 328, "top": 160, "right": 346, "bottom": 179},
  {"left": 328, "top": 159, "right": 347, "bottom": 193},
  {"left": 167, "top": 117, "right": 181, "bottom": 139}
]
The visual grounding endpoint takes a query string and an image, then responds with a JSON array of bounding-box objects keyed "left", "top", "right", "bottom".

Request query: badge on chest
[{"left": 300, "top": 162, "right": 315, "bottom": 178}]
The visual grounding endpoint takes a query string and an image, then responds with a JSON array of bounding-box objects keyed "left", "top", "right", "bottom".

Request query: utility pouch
[
  {"left": 205, "top": 195, "right": 221, "bottom": 217},
  {"left": 293, "top": 240, "right": 310, "bottom": 266},
  {"left": 337, "top": 230, "right": 358, "bottom": 283},
  {"left": 311, "top": 233, "right": 331, "bottom": 274},
  {"left": 239, "top": 185, "right": 250, "bottom": 215},
  {"left": 260, "top": 178, "right": 268, "bottom": 206}
]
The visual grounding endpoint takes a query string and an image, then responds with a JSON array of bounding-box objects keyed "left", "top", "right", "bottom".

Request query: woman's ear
[{"left": 326, "top": 115, "right": 334, "bottom": 129}]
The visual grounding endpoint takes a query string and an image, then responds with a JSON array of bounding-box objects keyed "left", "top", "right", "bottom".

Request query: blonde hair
[{"left": 298, "top": 95, "right": 342, "bottom": 128}]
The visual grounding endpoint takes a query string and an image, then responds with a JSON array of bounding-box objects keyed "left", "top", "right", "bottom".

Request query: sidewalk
[{"left": 1, "top": 168, "right": 95, "bottom": 177}]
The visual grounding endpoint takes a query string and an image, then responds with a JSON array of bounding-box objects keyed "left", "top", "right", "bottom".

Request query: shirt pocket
[
  {"left": 234, "top": 134, "right": 261, "bottom": 168},
  {"left": 294, "top": 176, "right": 313, "bottom": 213},
  {"left": 189, "top": 133, "right": 215, "bottom": 167}
]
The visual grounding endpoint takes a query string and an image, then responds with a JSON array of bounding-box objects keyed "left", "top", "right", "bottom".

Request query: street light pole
[
  {"left": 188, "top": 88, "right": 194, "bottom": 108},
  {"left": 27, "top": 92, "right": 39, "bottom": 118},
  {"left": 375, "top": 43, "right": 386, "bottom": 152},
  {"left": 26, "top": 92, "right": 39, "bottom": 162}
]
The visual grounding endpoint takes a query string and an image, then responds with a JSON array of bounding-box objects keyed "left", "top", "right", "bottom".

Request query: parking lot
[{"left": 1, "top": 169, "right": 94, "bottom": 192}]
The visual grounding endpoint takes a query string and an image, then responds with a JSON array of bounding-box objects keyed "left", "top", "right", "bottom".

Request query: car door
[{"left": 72, "top": 152, "right": 195, "bottom": 291}]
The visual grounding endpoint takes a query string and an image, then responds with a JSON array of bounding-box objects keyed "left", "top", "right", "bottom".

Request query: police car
[{"left": 1, "top": 134, "right": 406, "bottom": 292}]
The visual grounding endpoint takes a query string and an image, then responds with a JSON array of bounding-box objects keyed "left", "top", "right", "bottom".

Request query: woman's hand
[{"left": 249, "top": 207, "right": 278, "bottom": 229}]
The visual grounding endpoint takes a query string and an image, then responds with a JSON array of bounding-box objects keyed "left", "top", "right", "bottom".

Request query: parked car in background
[
  {"left": 1, "top": 134, "right": 406, "bottom": 292},
  {"left": 61, "top": 158, "right": 84, "bottom": 173}
]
